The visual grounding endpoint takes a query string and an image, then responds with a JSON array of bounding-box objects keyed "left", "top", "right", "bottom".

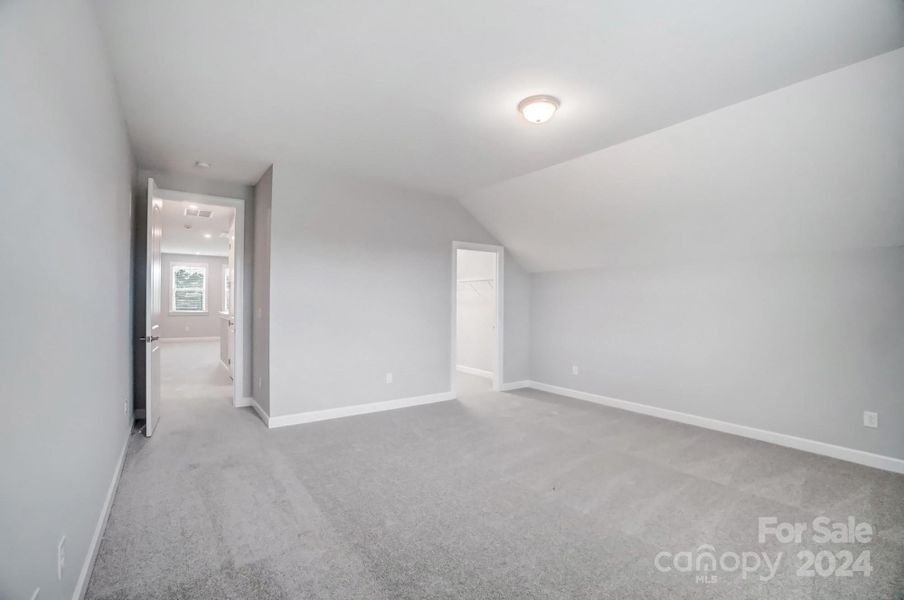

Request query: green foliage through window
[{"left": 172, "top": 265, "right": 207, "bottom": 312}]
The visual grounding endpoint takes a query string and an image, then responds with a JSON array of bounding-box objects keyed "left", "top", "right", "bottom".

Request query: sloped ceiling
[
  {"left": 96, "top": 0, "right": 904, "bottom": 196},
  {"left": 460, "top": 49, "right": 904, "bottom": 273}
]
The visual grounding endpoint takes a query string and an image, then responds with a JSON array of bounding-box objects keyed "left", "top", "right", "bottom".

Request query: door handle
[{"left": 138, "top": 335, "right": 160, "bottom": 343}]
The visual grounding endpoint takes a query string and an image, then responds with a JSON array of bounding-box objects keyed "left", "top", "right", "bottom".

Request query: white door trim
[
  {"left": 155, "top": 188, "right": 247, "bottom": 409},
  {"left": 451, "top": 241, "right": 504, "bottom": 393}
]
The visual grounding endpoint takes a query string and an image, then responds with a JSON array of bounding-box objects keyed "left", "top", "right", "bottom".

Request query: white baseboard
[
  {"left": 159, "top": 336, "right": 219, "bottom": 343},
  {"left": 499, "top": 380, "right": 530, "bottom": 391},
  {"left": 528, "top": 381, "right": 904, "bottom": 475},
  {"left": 267, "top": 391, "right": 455, "bottom": 429},
  {"left": 234, "top": 395, "right": 254, "bottom": 408},
  {"left": 73, "top": 430, "right": 130, "bottom": 600},
  {"left": 456, "top": 365, "right": 494, "bottom": 379}
]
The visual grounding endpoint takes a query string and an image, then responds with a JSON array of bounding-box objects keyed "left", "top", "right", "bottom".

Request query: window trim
[{"left": 170, "top": 262, "right": 209, "bottom": 315}]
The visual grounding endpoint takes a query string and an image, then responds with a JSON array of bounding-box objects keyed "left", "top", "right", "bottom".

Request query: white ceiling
[
  {"left": 95, "top": 0, "right": 904, "bottom": 196},
  {"left": 460, "top": 48, "right": 904, "bottom": 273},
  {"left": 159, "top": 198, "right": 235, "bottom": 257}
]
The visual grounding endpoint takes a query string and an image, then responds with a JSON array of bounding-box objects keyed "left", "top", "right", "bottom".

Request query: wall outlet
[
  {"left": 124, "top": 400, "right": 129, "bottom": 416},
  {"left": 257, "top": 376, "right": 263, "bottom": 391},
  {"left": 572, "top": 365, "right": 579, "bottom": 375},
  {"left": 57, "top": 536, "right": 66, "bottom": 580},
  {"left": 385, "top": 372, "right": 393, "bottom": 384},
  {"left": 863, "top": 411, "right": 879, "bottom": 429}
]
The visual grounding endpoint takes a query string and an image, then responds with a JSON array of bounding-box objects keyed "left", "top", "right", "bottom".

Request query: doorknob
[{"left": 138, "top": 335, "right": 160, "bottom": 343}]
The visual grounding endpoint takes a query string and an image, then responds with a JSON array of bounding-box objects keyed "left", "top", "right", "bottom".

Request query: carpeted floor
[
  {"left": 86, "top": 341, "right": 904, "bottom": 599},
  {"left": 455, "top": 370, "right": 493, "bottom": 397}
]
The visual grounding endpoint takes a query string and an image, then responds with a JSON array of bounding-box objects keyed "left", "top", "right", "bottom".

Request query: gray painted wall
[
  {"left": 522, "top": 50, "right": 904, "bottom": 461},
  {"left": 267, "top": 167, "right": 530, "bottom": 417},
  {"left": 0, "top": 0, "right": 135, "bottom": 597},
  {"left": 159, "top": 254, "right": 228, "bottom": 339},
  {"left": 531, "top": 248, "right": 904, "bottom": 459},
  {"left": 139, "top": 168, "right": 256, "bottom": 398},
  {"left": 252, "top": 167, "right": 273, "bottom": 414}
]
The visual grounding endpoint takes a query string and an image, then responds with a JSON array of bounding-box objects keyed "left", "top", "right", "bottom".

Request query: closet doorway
[{"left": 451, "top": 242, "right": 503, "bottom": 396}]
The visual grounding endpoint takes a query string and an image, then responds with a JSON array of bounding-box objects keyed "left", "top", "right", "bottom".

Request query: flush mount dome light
[{"left": 518, "top": 95, "right": 560, "bottom": 124}]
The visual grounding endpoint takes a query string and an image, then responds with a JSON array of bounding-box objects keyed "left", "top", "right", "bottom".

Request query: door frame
[
  {"left": 450, "top": 241, "right": 504, "bottom": 393},
  {"left": 155, "top": 187, "right": 247, "bottom": 408}
]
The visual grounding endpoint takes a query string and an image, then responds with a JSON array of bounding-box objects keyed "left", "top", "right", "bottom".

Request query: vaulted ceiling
[
  {"left": 460, "top": 48, "right": 904, "bottom": 272},
  {"left": 96, "top": 0, "right": 904, "bottom": 197}
]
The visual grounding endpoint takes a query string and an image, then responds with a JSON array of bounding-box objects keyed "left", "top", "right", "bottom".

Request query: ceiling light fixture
[
  {"left": 204, "top": 233, "right": 212, "bottom": 239},
  {"left": 194, "top": 161, "right": 211, "bottom": 169},
  {"left": 517, "top": 95, "right": 560, "bottom": 124}
]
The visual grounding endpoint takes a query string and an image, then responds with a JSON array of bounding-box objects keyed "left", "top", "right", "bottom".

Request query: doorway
[
  {"left": 451, "top": 242, "right": 503, "bottom": 396},
  {"left": 135, "top": 181, "right": 246, "bottom": 436}
]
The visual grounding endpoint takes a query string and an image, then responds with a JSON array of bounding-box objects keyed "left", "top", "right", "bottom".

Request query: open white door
[
  {"left": 143, "top": 178, "right": 163, "bottom": 436},
  {"left": 226, "top": 215, "right": 236, "bottom": 379}
]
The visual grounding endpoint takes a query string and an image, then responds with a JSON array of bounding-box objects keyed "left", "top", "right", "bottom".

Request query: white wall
[
  {"left": 456, "top": 250, "right": 497, "bottom": 374},
  {"left": 0, "top": 1, "right": 135, "bottom": 597},
  {"left": 267, "top": 167, "right": 530, "bottom": 417},
  {"left": 159, "top": 254, "right": 228, "bottom": 338},
  {"left": 516, "top": 50, "right": 904, "bottom": 461}
]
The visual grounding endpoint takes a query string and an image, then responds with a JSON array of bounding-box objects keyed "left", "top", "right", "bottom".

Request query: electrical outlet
[
  {"left": 124, "top": 400, "right": 128, "bottom": 416},
  {"left": 385, "top": 372, "right": 393, "bottom": 384},
  {"left": 257, "top": 376, "right": 263, "bottom": 391},
  {"left": 863, "top": 411, "right": 878, "bottom": 429},
  {"left": 572, "top": 365, "right": 579, "bottom": 375},
  {"left": 57, "top": 536, "right": 66, "bottom": 580}
]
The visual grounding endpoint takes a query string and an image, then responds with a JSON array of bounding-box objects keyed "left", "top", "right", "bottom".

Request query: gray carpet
[
  {"left": 455, "top": 370, "right": 493, "bottom": 397},
  {"left": 86, "top": 341, "right": 904, "bottom": 599}
]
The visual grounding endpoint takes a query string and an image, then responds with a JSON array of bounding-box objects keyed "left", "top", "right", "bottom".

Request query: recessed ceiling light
[
  {"left": 518, "top": 95, "right": 560, "bottom": 124},
  {"left": 204, "top": 233, "right": 212, "bottom": 239},
  {"left": 194, "top": 161, "right": 211, "bottom": 169}
]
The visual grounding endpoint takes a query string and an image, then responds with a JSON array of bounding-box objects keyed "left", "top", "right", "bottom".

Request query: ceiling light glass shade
[{"left": 518, "top": 95, "right": 560, "bottom": 124}]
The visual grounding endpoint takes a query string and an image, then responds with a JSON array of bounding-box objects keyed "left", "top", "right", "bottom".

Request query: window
[
  {"left": 222, "top": 264, "right": 232, "bottom": 314},
  {"left": 171, "top": 263, "right": 207, "bottom": 313}
]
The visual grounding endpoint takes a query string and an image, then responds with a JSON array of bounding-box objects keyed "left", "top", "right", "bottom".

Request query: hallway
[{"left": 159, "top": 340, "right": 234, "bottom": 417}]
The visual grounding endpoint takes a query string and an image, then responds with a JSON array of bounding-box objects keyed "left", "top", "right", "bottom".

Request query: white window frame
[{"left": 170, "top": 262, "right": 208, "bottom": 314}]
